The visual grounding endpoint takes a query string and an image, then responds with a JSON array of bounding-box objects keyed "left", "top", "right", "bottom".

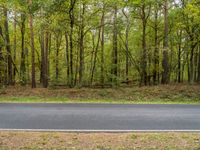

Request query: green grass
[{"left": 0, "top": 96, "right": 200, "bottom": 104}]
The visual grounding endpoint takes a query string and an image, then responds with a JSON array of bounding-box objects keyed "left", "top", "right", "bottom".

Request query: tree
[
  {"left": 111, "top": 3, "right": 118, "bottom": 84},
  {"left": 20, "top": 13, "right": 26, "bottom": 85},
  {"left": 29, "top": 0, "right": 36, "bottom": 88},
  {"left": 161, "top": 0, "right": 169, "bottom": 84},
  {"left": 3, "top": 7, "right": 13, "bottom": 85}
]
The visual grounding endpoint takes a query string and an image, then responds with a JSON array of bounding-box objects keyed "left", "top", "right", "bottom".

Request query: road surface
[{"left": 0, "top": 103, "right": 200, "bottom": 131}]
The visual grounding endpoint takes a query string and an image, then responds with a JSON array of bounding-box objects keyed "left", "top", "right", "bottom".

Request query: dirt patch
[{"left": 0, "top": 132, "right": 200, "bottom": 150}]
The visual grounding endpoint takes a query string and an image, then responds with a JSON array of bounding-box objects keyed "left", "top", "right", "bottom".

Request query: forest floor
[
  {"left": 0, "top": 132, "right": 200, "bottom": 150},
  {"left": 0, "top": 84, "right": 200, "bottom": 104}
]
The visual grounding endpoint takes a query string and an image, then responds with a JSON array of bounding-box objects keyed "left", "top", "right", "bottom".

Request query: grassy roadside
[
  {"left": 0, "top": 96, "right": 200, "bottom": 104},
  {"left": 0, "top": 85, "right": 200, "bottom": 104},
  {"left": 0, "top": 132, "right": 200, "bottom": 150}
]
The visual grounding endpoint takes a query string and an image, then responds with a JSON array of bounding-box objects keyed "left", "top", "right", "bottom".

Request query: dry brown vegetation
[
  {"left": 0, "top": 84, "right": 200, "bottom": 102},
  {"left": 0, "top": 132, "right": 200, "bottom": 150}
]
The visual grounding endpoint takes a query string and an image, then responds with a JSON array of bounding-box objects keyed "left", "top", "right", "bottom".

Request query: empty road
[{"left": 0, "top": 103, "right": 200, "bottom": 131}]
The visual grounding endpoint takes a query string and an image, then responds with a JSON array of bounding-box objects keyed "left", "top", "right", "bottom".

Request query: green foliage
[{"left": 0, "top": 0, "right": 199, "bottom": 87}]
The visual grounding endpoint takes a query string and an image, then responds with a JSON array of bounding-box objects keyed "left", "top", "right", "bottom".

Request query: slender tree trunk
[
  {"left": 189, "top": 42, "right": 195, "bottom": 83},
  {"left": 197, "top": 45, "right": 200, "bottom": 83},
  {"left": 65, "top": 32, "right": 70, "bottom": 85},
  {"left": 20, "top": 13, "right": 26, "bottom": 85},
  {"left": 44, "top": 31, "right": 49, "bottom": 87},
  {"left": 13, "top": 10, "right": 17, "bottom": 84},
  {"left": 177, "top": 30, "right": 182, "bottom": 83},
  {"left": 162, "top": 0, "right": 169, "bottom": 84},
  {"left": 4, "top": 8, "right": 13, "bottom": 85},
  {"left": 48, "top": 33, "right": 51, "bottom": 80},
  {"left": 25, "top": 47, "right": 30, "bottom": 82},
  {"left": 79, "top": 3, "right": 85, "bottom": 86},
  {"left": 153, "top": 7, "right": 159, "bottom": 85},
  {"left": 55, "top": 36, "right": 59, "bottom": 80},
  {"left": 111, "top": 5, "right": 118, "bottom": 84},
  {"left": 69, "top": 0, "right": 76, "bottom": 87},
  {"left": 40, "top": 29, "right": 48, "bottom": 87},
  {"left": 0, "top": 26, "right": 3, "bottom": 86},
  {"left": 194, "top": 51, "right": 198, "bottom": 82},
  {"left": 29, "top": 0, "right": 36, "bottom": 88},
  {"left": 100, "top": 7, "right": 105, "bottom": 87},
  {"left": 91, "top": 28, "right": 101, "bottom": 84},
  {"left": 141, "top": 3, "right": 147, "bottom": 86},
  {"left": 40, "top": 29, "right": 45, "bottom": 84},
  {"left": 55, "top": 33, "right": 62, "bottom": 81},
  {"left": 122, "top": 8, "right": 130, "bottom": 84}
]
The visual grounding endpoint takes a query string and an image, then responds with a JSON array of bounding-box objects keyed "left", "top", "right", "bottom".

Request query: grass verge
[
  {"left": 0, "top": 132, "right": 200, "bottom": 150},
  {"left": 0, "top": 85, "right": 200, "bottom": 104},
  {"left": 0, "top": 96, "right": 200, "bottom": 104}
]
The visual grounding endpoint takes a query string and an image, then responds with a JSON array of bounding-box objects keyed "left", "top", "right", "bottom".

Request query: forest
[{"left": 0, "top": 0, "right": 199, "bottom": 88}]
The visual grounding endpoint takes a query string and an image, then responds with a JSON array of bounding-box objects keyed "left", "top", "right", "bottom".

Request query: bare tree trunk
[
  {"left": 69, "top": 0, "right": 76, "bottom": 87},
  {"left": 111, "top": 5, "right": 118, "bottom": 84},
  {"left": 55, "top": 33, "right": 62, "bottom": 81},
  {"left": 79, "top": 2, "right": 85, "bottom": 86},
  {"left": 4, "top": 8, "right": 13, "bottom": 85},
  {"left": 40, "top": 29, "right": 48, "bottom": 88},
  {"left": 0, "top": 26, "right": 3, "bottom": 86},
  {"left": 140, "top": 2, "right": 148, "bottom": 86},
  {"left": 20, "top": 13, "right": 26, "bottom": 85},
  {"left": 100, "top": 5, "right": 105, "bottom": 86},
  {"left": 65, "top": 32, "right": 70, "bottom": 85},
  {"left": 189, "top": 42, "right": 196, "bottom": 83},
  {"left": 197, "top": 45, "right": 200, "bottom": 83},
  {"left": 161, "top": 0, "right": 169, "bottom": 84},
  {"left": 29, "top": 0, "right": 36, "bottom": 88},
  {"left": 194, "top": 51, "right": 198, "bottom": 82},
  {"left": 40, "top": 30, "right": 44, "bottom": 84},
  {"left": 13, "top": 10, "right": 17, "bottom": 84},
  {"left": 44, "top": 31, "right": 49, "bottom": 87},
  {"left": 177, "top": 30, "right": 182, "bottom": 83},
  {"left": 55, "top": 36, "right": 59, "bottom": 80},
  {"left": 122, "top": 8, "right": 130, "bottom": 84},
  {"left": 153, "top": 7, "right": 159, "bottom": 85},
  {"left": 91, "top": 28, "right": 101, "bottom": 84}
]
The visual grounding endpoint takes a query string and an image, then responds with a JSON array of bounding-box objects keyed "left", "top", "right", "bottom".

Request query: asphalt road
[{"left": 0, "top": 103, "right": 200, "bottom": 131}]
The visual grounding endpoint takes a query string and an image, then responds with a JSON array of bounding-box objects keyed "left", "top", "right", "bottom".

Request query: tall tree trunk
[
  {"left": 40, "top": 30, "right": 45, "bottom": 84},
  {"left": 55, "top": 33, "right": 62, "bottom": 81},
  {"left": 140, "top": 2, "right": 148, "bottom": 86},
  {"left": 100, "top": 5, "right": 105, "bottom": 86},
  {"left": 44, "top": 31, "right": 49, "bottom": 87},
  {"left": 122, "top": 8, "right": 130, "bottom": 84},
  {"left": 189, "top": 41, "right": 196, "bottom": 83},
  {"left": 4, "top": 8, "right": 12, "bottom": 85},
  {"left": 20, "top": 13, "right": 26, "bottom": 85},
  {"left": 69, "top": 0, "right": 76, "bottom": 87},
  {"left": 91, "top": 28, "right": 101, "bottom": 84},
  {"left": 65, "top": 32, "right": 70, "bottom": 85},
  {"left": 40, "top": 29, "right": 48, "bottom": 88},
  {"left": 41, "top": 31, "right": 49, "bottom": 88},
  {"left": 197, "top": 45, "right": 200, "bottom": 83},
  {"left": 161, "top": 0, "right": 169, "bottom": 84},
  {"left": 177, "top": 30, "right": 182, "bottom": 83},
  {"left": 153, "top": 7, "right": 159, "bottom": 85},
  {"left": 29, "top": 0, "right": 36, "bottom": 88},
  {"left": 13, "top": 10, "right": 17, "bottom": 84},
  {"left": 194, "top": 51, "right": 198, "bottom": 82},
  {"left": 47, "top": 33, "right": 51, "bottom": 81},
  {"left": 79, "top": 2, "right": 85, "bottom": 86},
  {"left": 111, "top": 5, "right": 118, "bottom": 84},
  {"left": 0, "top": 26, "right": 3, "bottom": 86}
]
